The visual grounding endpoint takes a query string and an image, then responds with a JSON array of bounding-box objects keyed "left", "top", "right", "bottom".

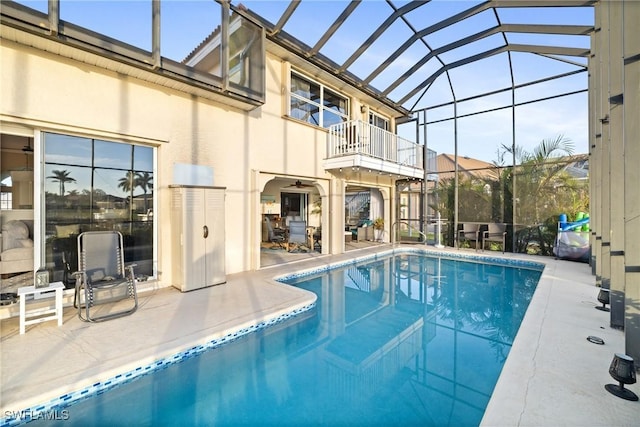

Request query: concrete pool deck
[{"left": 1, "top": 245, "right": 637, "bottom": 425}]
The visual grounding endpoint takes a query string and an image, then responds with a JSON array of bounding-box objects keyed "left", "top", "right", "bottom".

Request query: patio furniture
[
  {"left": 351, "top": 219, "right": 373, "bottom": 242},
  {"left": 288, "top": 220, "right": 309, "bottom": 252},
  {"left": 482, "top": 223, "right": 507, "bottom": 253},
  {"left": 265, "top": 216, "right": 287, "bottom": 249},
  {"left": 0, "top": 220, "right": 34, "bottom": 275},
  {"left": 18, "top": 282, "right": 64, "bottom": 334},
  {"left": 73, "top": 231, "right": 138, "bottom": 322},
  {"left": 458, "top": 223, "right": 480, "bottom": 250}
]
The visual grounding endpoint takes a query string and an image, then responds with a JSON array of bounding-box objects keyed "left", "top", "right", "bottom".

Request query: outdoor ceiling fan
[{"left": 286, "top": 180, "right": 313, "bottom": 188}]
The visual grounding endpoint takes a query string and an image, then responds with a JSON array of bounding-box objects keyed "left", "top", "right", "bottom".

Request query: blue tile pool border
[
  {"left": 1, "top": 247, "right": 544, "bottom": 426},
  {"left": 274, "top": 246, "right": 545, "bottom": 283},
  {"left": 0, "top": 303, "right": 315, "bottom": 427}
]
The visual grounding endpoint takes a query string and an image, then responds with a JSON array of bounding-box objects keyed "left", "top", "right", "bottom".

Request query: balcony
[{"left": 324, "top": 120, "right": 430, "bottom": 179}]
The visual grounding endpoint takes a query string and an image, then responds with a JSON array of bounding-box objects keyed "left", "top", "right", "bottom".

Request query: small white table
[{"left": 18, "top": 282, "right": 64, "bottom": 334}]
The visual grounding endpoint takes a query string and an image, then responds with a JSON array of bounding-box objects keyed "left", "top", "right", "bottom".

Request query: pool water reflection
[{"left": 33, "top": 253, "right": 541, "bottom": 427}]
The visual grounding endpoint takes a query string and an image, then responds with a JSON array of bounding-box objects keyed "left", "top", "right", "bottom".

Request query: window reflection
[
  {"left": 44, "top": 165, "right": 90, "bottom": 207},
  {"left": 44, "top": 133, "right": 154, "bottom": 287},
  {"left": 290, "top": 71, "right": 348, "bottom": 128},
  {"left": 227, "top": 14, "right": 264, "bottom": 96},
  {"left": 44, "top": 133, "right": 92, "bottom": 167},
  {"left": 324, "top": 88, "right": 347, "bottom": 114},
  {"left": 134, "top": 145, "right": 153, "bottom": 172},
  {"left": 323, "top": 111, "right": 345, "bottom": 128},
  {"left": 94, "top": 140, "right": 133, "bottom": 169}
]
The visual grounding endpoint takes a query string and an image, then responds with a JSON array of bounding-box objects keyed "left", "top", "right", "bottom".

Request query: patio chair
[
  {"left": 73, "top": 231, "right": 138, "bottom": 322},
  {"left": 458, "top": 223, "right": 480, "bottom": 250},
  {"left": 288, "top": 220, "right": 309, "bottom": 252},
  {"left": 264, "top": 217, "right": 286, "bottom": 249},
  {"left": 351, "top": 219, "right": 373, "bottom": 242},
  {"left": 482, "top": 223, "right": 507, "bottom": 253}
]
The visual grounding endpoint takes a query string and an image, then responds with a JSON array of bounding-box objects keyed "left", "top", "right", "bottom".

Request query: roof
[
  {"left": 562, "top": 153, "right": 589, "bottom": 179},
  {"left": 237, "top": 0, "right": 595, "bottom": 116},
  {"left": 436, "top": 154, "right": 498, "bottom": 181}
]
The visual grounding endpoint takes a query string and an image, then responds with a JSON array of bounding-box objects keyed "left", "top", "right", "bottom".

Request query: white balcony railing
[{"left": 327, "top": 120, "right": 424, "bottom": 169}]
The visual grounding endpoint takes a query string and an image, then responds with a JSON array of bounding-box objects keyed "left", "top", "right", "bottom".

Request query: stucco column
[
  {"left": 251, "top": 169, "right": 260, "bottom": 270},
  {"left": 329, "top": 178, "right": 346, "bottom": 254},
  {"left": 382, "top": 186, "right": 392, "bottom": 243},
  {"left": 320, "top": 191, "right": 330, "bottom": 255},
  {"left": 589, "top": 31, "right": 601, "bottom": 281},
  {"left": 607, "top": 1, "right": 625, "bottom": 329},
  {"left": 622, "top": 0, "right": 640, "bottom": 363},
  {"left": 596, "top": 2, "right": 611, "bottom": 295}
]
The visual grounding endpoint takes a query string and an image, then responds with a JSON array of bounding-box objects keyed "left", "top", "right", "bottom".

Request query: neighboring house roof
[
  {"left": 561, "top": 154, "right": 589, "bottom": 179},
  {"left": 434, "top": 153, "right": 589, "bottom": 183},
  {"left": 436, "top": 154, "right": 499, "bottom": 182}
]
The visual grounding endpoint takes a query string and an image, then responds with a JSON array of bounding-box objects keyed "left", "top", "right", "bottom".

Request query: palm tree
[
  {"left": 500, "top": 135, "right": 575, "bottom": 225},
  {"left": 135, "top": 172, "right": 153, "bottom": 211},
  {"left": 117, "top": 171, "right": 137, "bottom": 223},
  {"left": 495, "top": 135, "right": 580, "bottom": 254},
  {"left": 47, "top": 169, "right": 76, "bottom": 196},
  {"left": 118, "top": 171, "right": 136, "bottom": 194}
]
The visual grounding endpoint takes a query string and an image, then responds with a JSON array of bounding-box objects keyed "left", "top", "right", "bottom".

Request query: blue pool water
[{"left": 26, "top": 253, "right": 541, "bottom": 427}]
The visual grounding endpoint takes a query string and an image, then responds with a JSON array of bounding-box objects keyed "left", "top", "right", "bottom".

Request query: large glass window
[
  {"left": 44, "top": 133, "right": 154, "bottom": 287},
  {"left": 289, "top": 71, "right": 349, "bottom": 128}
]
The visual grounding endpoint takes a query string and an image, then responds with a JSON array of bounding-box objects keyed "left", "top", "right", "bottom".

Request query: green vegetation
[{"left": 430, "top": 136, "right": 589, "bottom": 255}]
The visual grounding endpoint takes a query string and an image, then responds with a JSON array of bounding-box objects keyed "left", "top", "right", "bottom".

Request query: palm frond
[{"left": 531, "top": 135, "right": 574, "bottom": 162}]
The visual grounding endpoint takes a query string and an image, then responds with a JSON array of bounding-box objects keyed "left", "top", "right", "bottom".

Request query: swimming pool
[{"left": 19, "top": 251, "right": 542, "bottom": 426}]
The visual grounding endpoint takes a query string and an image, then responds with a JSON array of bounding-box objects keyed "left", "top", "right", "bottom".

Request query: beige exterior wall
[
  {"left": 591, "top": 0, "right": 640, "bottom": 362},
  {"left": 1, "top": 39, "right": 396, "bottom": 284}
]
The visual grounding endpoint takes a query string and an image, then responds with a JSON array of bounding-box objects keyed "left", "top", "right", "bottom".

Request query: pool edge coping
[{"left": 1, "top": 246, "right": 546, "bottom": 426}]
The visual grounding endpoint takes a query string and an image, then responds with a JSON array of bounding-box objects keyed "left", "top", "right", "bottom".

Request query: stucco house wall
[
  {"left": 1, "top": 38, "right": 373, "bottom": 284},
  {"left": 0, "top": 19, "right": 404, "bottom": 286}
]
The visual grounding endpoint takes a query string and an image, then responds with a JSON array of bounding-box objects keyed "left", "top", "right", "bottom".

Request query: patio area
[
  {"left": 260, "top": 238, "right": 385, "bottom": 267},
  {"left": 1, "top": 245, "right": 637, "bottom": 425}
]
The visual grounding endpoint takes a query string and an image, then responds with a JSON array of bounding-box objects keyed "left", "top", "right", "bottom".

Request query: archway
[{"left": 256, "top": 173, "right": 329, "bottom": 268}]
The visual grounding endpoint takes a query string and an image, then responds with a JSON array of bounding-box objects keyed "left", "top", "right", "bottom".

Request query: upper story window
[
  {"left": 369, "top": 112, "right": 389, "bottom": 131},
  {"left": 289, "top": 71, "right": 349, "bottom": 128}
]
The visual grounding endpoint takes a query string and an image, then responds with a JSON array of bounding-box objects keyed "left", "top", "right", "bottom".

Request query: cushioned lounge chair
[{"left": 0, "top": 220, "right": 34, "bottom": 275}]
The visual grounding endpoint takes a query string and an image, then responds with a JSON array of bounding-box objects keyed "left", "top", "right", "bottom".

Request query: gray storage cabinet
[{"left": 170, "top": 185, "right": 226, "bottom": 291}]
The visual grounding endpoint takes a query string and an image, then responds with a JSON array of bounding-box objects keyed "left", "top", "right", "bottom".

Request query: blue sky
[{"left": 20, "top": 0, "right": 592, "bottom": 164}]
